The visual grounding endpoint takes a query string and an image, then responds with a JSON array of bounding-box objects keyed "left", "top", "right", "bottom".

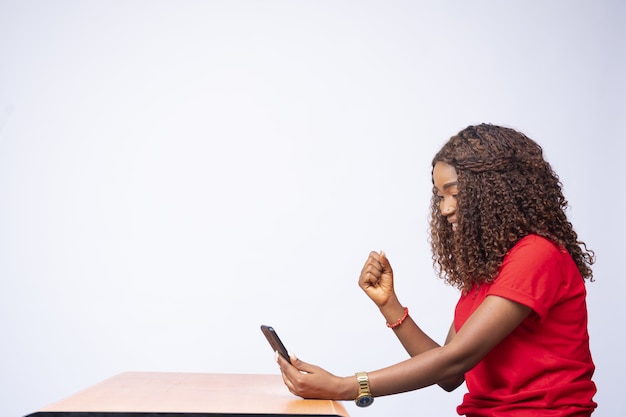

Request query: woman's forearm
[
  {"left": 379, "top": 297, "right": 441, "bottom": 356},
  {"left": 378, "top": 298, "right": 464, "bottom": 391},
  {"left": 367, "top": 345, "right": 467, "bottom": 397}
]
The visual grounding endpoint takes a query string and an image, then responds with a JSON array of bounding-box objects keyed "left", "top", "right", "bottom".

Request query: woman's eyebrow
[{"left": 442, "top": 181, "right": 458, "bottom": 190}]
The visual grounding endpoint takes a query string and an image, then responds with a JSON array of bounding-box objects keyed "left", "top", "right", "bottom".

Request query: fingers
[
  {"left": 359, "top": 251, "right": 387, "bottom": 286},
  {"left": 379, "top": 250, "right": 393, "bottom": 274},
  {"left": 360, "top": 252, "right": 381, "bottom": 275},
  {"left": 276, "top": 353, "right": 298, "bottom": 395},
  {"left": 276, "top": 353, "right": 319, "bottom": 398},
  {"left": 276, "top": 351, "right": 314, "bottom": 375},
  {"left": 290, "top": 355, "right": 318, "bottom": 374}
]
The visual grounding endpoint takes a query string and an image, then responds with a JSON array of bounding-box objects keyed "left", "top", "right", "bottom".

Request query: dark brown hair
[{"left": 430, "top": 123, "right": 594, "bottom": 291}]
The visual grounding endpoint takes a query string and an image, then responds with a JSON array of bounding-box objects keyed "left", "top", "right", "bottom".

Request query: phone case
[{"left": 260, "top": 325, "right": 292, "bottom": 364}]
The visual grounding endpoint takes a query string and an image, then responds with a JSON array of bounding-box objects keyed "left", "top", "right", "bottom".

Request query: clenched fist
[{"left": 359, "top": 251, "right": 396, "bottom": 308}]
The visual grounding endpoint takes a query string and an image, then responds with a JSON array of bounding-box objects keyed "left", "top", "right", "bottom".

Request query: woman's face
[{"left": 433, "top": 161, "right": 459, "bottom": 232}]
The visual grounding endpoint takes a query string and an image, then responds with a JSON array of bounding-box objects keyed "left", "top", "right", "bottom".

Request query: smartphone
[{"left": 260, "top": 325, "right": 292, "bottom": 364}]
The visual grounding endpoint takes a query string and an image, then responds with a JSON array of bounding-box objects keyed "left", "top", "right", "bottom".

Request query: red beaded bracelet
[{"left": 386, "top": 307, "right": 409, "bottom": 329}]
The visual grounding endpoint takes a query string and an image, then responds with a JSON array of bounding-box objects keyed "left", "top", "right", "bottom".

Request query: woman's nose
[{"left": 441, "top": 199, "right": 456, "bottom": 216}]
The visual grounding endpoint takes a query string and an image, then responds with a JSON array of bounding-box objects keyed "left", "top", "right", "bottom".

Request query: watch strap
[{"left": 354, "top": 371, "right": 374, "bottom": 407}]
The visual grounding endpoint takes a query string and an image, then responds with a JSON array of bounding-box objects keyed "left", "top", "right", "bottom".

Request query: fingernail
[
  {"left": 288, "top": 351, "right": 297, "bottom": 361},
  {"left": 274, "top": 351, "right": 279, "bottom": 362}
]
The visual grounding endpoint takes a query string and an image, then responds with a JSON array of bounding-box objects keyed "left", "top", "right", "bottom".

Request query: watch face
[{"left": 356, "top": 395, "right": 374, "bottom": 407}]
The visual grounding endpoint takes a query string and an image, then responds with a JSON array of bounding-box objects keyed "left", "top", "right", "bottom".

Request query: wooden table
[{"left": 26, "top": 372, "right": 350, "bottom": 417}]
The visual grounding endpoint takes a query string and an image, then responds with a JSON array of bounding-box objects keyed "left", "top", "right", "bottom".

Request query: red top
[{"left": 454, "top": 235, "right": 597, "bottom": 416}]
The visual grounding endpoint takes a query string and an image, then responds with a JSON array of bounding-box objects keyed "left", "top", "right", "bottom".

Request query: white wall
[{"left": 1, "top": 1, "right": 624, "bottom": 416}]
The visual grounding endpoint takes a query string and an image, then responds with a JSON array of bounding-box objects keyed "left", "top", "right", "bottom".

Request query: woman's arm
[
  {"left": 360, "top": 252, "right": 443, "bottom": 356},
  {"left": 378, "top": 297, "right": 463, "bottom": 391},
  {"left": 367, "top": 295, "right": 531, "bottom": 396},
  {"left": 277, "top": 294, "right": 531, "bottom": 400},
  {"left": 437, "top": 323, "right": 465, "bottom": 391},
  {"left": 362, "top": 252, "right": 464, "bottom": 391},
  {"left": 378, "top": 295, "right": 440, "bottom": 354}
]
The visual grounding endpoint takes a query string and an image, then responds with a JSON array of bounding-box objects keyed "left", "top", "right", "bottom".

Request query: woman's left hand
[{"left": 276, "top": 353, "right": 355, "bottom": 401}]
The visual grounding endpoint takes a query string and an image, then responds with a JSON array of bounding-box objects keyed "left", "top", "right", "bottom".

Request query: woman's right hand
[
  {"left": 276, "top": 354, "right": 355, "bottom": 401},
  {"left": 358, "top": 251, "right": 396, "bottom": 308}
]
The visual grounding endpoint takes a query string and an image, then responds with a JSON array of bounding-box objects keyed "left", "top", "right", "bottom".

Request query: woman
[{"left": 276, "top": 123, "right": 597, "bottom": 416}]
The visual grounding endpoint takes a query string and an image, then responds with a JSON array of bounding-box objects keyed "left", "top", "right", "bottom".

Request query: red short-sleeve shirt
[{"left": 454, "top": 235, "right": 597, "bottom": 416}]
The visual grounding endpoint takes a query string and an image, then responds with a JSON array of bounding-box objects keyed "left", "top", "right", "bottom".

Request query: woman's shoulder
[
  {"left": 511, "top": 234, "right": 563, "bottom": 255},
  {"left": 503, "top": 234, "right": 568, "bottom": 271}
]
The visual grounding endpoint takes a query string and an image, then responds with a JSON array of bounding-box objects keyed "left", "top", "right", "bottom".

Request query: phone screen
[{"left": 260, "top": 325, "right": 291, "bottom": 364}]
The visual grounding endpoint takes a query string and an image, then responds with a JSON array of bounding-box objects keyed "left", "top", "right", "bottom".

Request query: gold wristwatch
[{"left": 354, "top": 371, "right": 374, "bottom": 407}]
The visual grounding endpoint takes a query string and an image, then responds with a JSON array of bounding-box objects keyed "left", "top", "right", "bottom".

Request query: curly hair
[{"left": 429, "top": 123, "right": 595, "bottom": 292}]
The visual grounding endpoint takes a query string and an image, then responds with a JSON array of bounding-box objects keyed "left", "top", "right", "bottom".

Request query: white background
[{"left": 1, "top": 1, "right": 624, "bottom": 416}]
